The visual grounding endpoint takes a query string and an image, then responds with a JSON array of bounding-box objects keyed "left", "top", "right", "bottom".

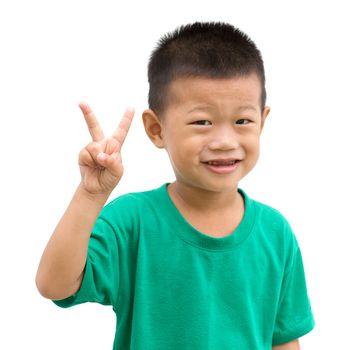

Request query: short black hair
[{"left": 147, "top": 22, "right": 266, "bottom": 117}]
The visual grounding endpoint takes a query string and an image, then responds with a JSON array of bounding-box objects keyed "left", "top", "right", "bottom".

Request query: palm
[
  {"left": 79, "top": 137, "right": 120, "bottom": 193},
  {"left": 78, "top": 102, "right": 134, "bottom": 195}
]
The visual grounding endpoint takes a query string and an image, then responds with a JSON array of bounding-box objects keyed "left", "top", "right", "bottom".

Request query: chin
[{"left": 195, "top": 180, "right": 240, "bottom": 193}]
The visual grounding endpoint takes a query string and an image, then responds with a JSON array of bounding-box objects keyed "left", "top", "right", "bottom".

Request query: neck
[{"left": 167, "top": 181, "right": 242, "bottom": 214}]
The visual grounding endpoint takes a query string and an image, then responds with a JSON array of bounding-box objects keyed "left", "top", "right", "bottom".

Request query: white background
[{"left": 1, "top": 0, "right": 349, "bottom": 348}]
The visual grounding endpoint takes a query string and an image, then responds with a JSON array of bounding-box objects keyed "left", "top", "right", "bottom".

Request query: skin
[
  {"left": 143, "top": 74, "right": 269, "bottom": 236},
  {"left": 35, "top": 103, "right": 135, "bottom": 299},
  {"left": 36, "top": 75, "right": 300, "bottom": 349},
  {"left": 273, "top": 340, "right": 300, "bottom": 350},
  {"left": 143, "top": 74, "right": 299, "bottom": 349}
]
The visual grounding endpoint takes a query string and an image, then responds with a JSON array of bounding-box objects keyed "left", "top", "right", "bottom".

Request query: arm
[
  {"left": 272, "top": 339, "right": 300, "bottom": 350},
  {"left": 35, "top": 184, "right": 109, "bottom": 300},
  {"left": 35, "top": 102, "right": 134, "bottom": 300}
]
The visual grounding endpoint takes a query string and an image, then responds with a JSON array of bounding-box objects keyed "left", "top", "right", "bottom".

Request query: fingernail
[
  {"left": 126, "top": 106, "right": 135, "bottom": 114},
  {"left": 98, "top": 153, "right": 107, "bottom": 161}
]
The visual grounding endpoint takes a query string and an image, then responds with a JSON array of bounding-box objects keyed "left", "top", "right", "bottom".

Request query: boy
[{"left": 36, "top": 22, "right": 315, "bottom": 349}]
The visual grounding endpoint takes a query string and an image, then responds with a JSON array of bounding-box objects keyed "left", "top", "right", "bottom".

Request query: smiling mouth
[
  {"left": 203, "top": 160, "right": 239, "bottom": 166},
  {"left": 201, "top": 159, "right": 241, "bottom": 174}
]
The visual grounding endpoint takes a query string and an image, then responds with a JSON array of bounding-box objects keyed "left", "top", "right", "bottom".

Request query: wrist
[{"left": 75, "top": 183, "right": 111, "bottom": 207}]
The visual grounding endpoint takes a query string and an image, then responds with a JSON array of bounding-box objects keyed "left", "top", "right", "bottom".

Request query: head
[
  {"left": 142, "top": 22, "right": 270, "bottom": 193},
  {"left": 147, "top": 21, "right": 266, "bottom": 117}
]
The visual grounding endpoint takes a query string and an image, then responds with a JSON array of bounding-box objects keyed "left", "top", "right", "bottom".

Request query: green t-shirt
[{"left": 54, "top": 183, "right": 314, "bottom": 349}]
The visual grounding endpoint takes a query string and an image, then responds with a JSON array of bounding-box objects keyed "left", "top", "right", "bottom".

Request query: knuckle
[
  {"left": 86, "top": 141, "right": 102, "bottom": 154},
  {"left": 79, "top": 148, "right": 87, "bottom": 158}
]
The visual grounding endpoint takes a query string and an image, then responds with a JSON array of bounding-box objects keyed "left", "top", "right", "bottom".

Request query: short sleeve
[
  {"left": 53, "top": 215, "right": 120, "bottom": 308},
  {"left": 272, "top": 244, "right": 315, "bottom": 345}
]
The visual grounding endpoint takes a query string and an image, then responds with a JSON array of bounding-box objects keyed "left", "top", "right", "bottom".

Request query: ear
[
  {"left": 260, "top": 106, "right": 270, "bottom": 133},
  {"left": 142, "top": 109, "right": 165, "bottom": 148}
]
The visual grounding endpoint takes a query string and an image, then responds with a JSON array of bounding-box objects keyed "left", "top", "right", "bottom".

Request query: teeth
[{"left": 207, "top": 160, "right": 236, "bottom": 166}]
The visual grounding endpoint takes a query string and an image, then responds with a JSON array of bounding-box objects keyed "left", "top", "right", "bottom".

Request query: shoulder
[
  {"left": 241, "top": 189, "right": 292, "bottom": 229},
  {"left": 104, "top": 184, "right": 164, "bottom": 212},
  {"left": 244, "top": 194, "right": 292, "bottom": 233},
  {"left": 241, "top": 190, "right": 304, "bottom": 277},
  {"left": 241, "top": 189, "right": 300, "bottom": 257},
  {"left": 253, "top": 198, "right": 291, "bottom": 230},
  {"left": 96, "top": 184, "right": 166, "bottom": 230}
]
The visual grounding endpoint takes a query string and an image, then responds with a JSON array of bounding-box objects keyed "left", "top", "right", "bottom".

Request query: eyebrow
[
  {"left": 187, "top": 104, "right": 258, "bottom": 114},
  {"left": 235, "top": 105, "right": 258, "bottom": 113},
  {"left": 187, "top": 106, "right": 211, "bottom": 113}
]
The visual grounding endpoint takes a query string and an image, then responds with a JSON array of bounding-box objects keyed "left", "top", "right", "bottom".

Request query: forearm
[
  {"left": 272, "top": 339, "right": 300, "bottom": 350},
  {"left": 36, "top": 183, "right": 109, "bottom": 300}
]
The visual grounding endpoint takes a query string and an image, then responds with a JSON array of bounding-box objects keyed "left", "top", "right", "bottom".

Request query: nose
[{"left": 207, "top": 126, "right": 240, "bottom": 151}]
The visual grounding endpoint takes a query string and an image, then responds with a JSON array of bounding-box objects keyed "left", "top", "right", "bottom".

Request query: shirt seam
[
  {"left": 97, "top": 215, "right": 121, "bottom": 309},
  {"left": 273, "top": 312, "right": 314, "bottom": 344},
  {"left": 274, "top": 311, "right": 312, "bottom": 335},
  {"left": 170, "top": 225, "right": 255, "bottom": 252}
]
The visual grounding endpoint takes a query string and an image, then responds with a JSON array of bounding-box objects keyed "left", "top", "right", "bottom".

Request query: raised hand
[{"left": 78, "top": 102, "right": 134, "bottom": 196}]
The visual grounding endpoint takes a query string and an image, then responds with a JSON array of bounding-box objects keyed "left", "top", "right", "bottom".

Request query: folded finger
[{"left": 85, "top": 142, "right": 104, "bottom": 167}]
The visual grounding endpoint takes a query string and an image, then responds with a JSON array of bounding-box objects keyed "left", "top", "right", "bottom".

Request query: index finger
[
  {"left": 79, "top": 102, "right": 105, "bottom": 141},
  {"left": 111, "top": 107, "right": 135, "bottom": 151}
]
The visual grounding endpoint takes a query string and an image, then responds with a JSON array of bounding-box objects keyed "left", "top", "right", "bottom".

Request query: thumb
[
  {"left": 97, "top": 152, "right": 123, "bottom": 176},
  {"left": 97, "top": 152, "right": 108, "bottom": 163}
]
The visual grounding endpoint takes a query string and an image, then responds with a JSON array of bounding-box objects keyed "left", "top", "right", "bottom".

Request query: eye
[
  {"left": 236, "top": 119, "right": 251, "bottom": 125},
  {"left": 192, "top": 120, "right": 212, "bottom": 126}
]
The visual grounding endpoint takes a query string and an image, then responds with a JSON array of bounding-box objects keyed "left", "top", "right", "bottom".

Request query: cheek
[
  {"left": 168, "top": 136, "right": 204, "bottom": 166},
  {"left": 173, "top": 133, "right": 204, "bottom": 151},
  {"left": 243, "top": 134, "right": 261, "bottom": 155}
]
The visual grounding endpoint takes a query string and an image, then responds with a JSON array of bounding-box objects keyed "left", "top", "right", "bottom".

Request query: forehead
[{"left": 165, "top": 74, "right": 262, "bottom": 112}]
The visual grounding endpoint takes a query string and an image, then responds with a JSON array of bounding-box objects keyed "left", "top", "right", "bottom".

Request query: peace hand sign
[{"left": 78, "top": 102, "right": 134, "bottom": 196}]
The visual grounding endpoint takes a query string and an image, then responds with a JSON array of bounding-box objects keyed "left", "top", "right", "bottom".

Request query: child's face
[{"left": 143, "top": 74, "right": 270, "bottom": 193}]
